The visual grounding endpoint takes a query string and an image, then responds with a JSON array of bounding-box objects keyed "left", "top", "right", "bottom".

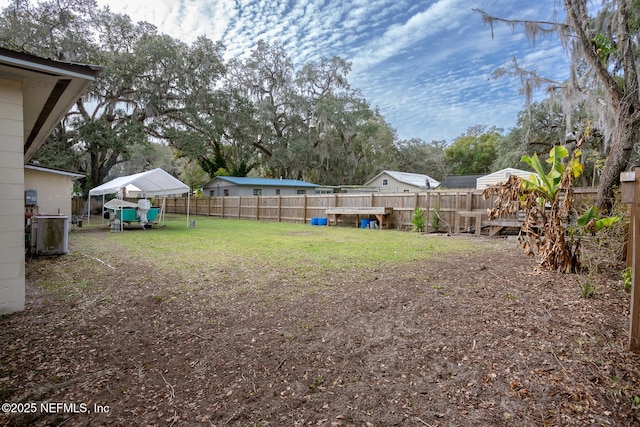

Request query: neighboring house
[
  {"left": 203, "top": 176, "right": 319, "bottom": 197},
  {"left": 24, "top": 163, "right": 84, "bottom": 217},
  {"left": 0, "top": 47, "right": 100, "bottom": 315},
  {"left": 476, "top": 168, "right": 535, "bottom": 190},
  {"left": 364, "top": 170, "right": 440, "bottom": 193},
  {"left": 439, "top": 175, "right": 483, "bottom": 189}
]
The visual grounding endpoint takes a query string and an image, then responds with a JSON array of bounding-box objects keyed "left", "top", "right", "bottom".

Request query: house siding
[
  {"left": 0, "top": 78, "right": 25, "bottom": 315},
  {"left": 367, "top": 175, "right": 419, "bottom": 193},
  {"left": 24, "top": 168, "right": 75, "bottom": 217},
  {"left": 203, "top": 181, "right": 310, "bottom": 197},
  {"left": 476, "top": 169, "right": 534, "bottom": 190}
]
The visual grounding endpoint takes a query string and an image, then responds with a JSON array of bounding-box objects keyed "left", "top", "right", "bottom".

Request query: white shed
[
  {"left": 476, "top": 168, "right": 535, "bottom": 190},
  {"left": 364, "top": 170, "right": 440, "bottom": 193}
]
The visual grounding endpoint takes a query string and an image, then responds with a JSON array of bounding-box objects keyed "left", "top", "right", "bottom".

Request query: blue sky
[{"left": 92, "top": 0, "right": 569, "bottom": 142}]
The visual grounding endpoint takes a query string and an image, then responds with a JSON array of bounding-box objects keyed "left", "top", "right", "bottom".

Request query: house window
[
  {"left": 276, "top": 189, "right": 280, "bottom": 195},
  {"left": 253, "top": 189, "right": 262, "bottom": 196},
  {"left": 382, "top": 179, "right": 389, "bottom": 186},
  {"left": 297, "top": 189, "right": 306, "bottom": 195},
  {"left": 223, "top": 189, "right": 229, "bottom": 197},
  {"left": 209, "top": 190, "right": 215, "bottom": 197}
]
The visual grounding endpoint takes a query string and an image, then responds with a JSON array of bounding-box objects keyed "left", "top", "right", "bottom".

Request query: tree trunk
[
  {"left": 596, "top": 106, "right": 640, "bottom": 212},
  {"left": 563, "top": 0, "right": 640, "bottom": 213}
]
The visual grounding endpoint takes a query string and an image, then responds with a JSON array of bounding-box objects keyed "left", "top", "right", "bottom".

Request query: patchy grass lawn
[{"left": 1, "top": 215, "right": 640, "bottom": 426}]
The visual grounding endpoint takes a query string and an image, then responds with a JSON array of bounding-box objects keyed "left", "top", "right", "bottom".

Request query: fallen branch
[
  {"left": 225, "top": 409, "right": 240, "bottom": 425},
  {"left": 416, "top": 417, "right": 433, "bottom": 427},
  {"left": 433, "top": 209, "right": 452, "bottom": 234},
  {"left": 86, "top": 255, "right": 115, "bottom": 269},
  {"left": 275, "top": 358, "right": 286, "bottom": 371},
  {"left": 160, "top": 373, "right": 176, "bottom": 399}
]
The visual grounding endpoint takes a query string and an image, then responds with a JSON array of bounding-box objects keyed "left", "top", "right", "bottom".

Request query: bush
[
  {"left": 412, "top": 207, "right": 426, "bottom": 233},
  {"left": 579, "top": 200, "right": 628, "bottom": 274}
]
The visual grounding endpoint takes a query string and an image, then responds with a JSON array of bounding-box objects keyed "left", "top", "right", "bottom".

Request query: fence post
[
  {"left": 303, "top": 194, "right": 308, "bottom": 223},
  {"left": 621, "top": 170, "right": 640, "bottom": 353},
  {"left": 277, "top": 195, "right": 282, "bottom": 222},
  {"left": 425, "top": 191, "right": 431, "bottom": 232},
  {"left": 256, "top": 196, "right": 260, "bottom": 221}
]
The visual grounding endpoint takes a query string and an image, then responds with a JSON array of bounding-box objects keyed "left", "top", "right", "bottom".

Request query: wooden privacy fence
[{"left": 156, "top": 188, "right": 599, "bottom": 231}]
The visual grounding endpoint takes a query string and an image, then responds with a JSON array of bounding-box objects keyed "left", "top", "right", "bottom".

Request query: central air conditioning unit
[{"left": 31, "top": 216, "right": 69, "bottom": 256}]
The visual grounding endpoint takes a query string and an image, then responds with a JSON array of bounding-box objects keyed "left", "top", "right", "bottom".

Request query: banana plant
[
  {"left": 520, "top": 145, "right": 583, "bottom": 204},
  {"left": 485, "top": 128, "right": 620, "bottom": 273},
  {"left": 576, "top": 206, "right": 620, "bottom": 234}
]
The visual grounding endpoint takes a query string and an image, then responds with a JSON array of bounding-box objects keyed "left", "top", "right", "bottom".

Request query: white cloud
[
  {"left": 350, "top": 0, "right": 470, "bottom": 73},
  {"left": 0, "top": 0, "right": 570, "bottom": 142}
]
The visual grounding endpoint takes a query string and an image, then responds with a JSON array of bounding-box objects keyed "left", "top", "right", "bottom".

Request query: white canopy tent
[{"left": 88, "top": 168, "right": 190, "bottom": 228}]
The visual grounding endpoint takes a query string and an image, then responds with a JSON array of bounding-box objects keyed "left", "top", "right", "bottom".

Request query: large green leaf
[
  {"left": 521, "top": 153, "right": 553, "bottom": 199},
  {"left": 577, "top": 206, "right": 597, "bottom": 227},
  {"left": 577, "top": 206, "right": 620, "bottom": 232},
  {"left": 595, "top": 216, "right": 620, "bottom": 231},
  {"left": 547, "top": 146, "right": 568, "bottom": 188}
]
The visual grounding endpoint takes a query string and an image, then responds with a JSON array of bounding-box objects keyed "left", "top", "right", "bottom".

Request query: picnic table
[{"left": 325, "top": 207, "right": 393, "bottom": 229}]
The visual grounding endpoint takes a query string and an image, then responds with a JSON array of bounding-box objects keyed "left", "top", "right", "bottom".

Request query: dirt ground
[{"left": 2, "top": 231, "right": 640, "bottom": 427}]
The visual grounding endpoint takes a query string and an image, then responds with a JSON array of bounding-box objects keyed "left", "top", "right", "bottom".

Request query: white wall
[
  {"left": 476, "top": 169, "right": 534, "bottom": 190},
  {"left": 24, "top": 168, "right": 74, "bottom": 217},
  {"left": 205, "top": 184, "right": 309, "bottom": 197},
  {"left": 368, "top": 174, "right": 418, "bottom": 193},
  {"left": 0, "top": 78, "right": 25, "bottom": 315}
]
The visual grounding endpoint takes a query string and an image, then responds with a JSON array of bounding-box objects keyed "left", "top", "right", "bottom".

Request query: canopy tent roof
[{"left": 89, "top": 168, "right": 189, "bottom": 197}]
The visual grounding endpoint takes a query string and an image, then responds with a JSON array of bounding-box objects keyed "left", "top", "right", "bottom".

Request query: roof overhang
[
  {"left": 0, "top": 48, "right": 102, "bottom": 163},
  {"left": 24, "top": 163, "right": 85, "bottom": 179}
]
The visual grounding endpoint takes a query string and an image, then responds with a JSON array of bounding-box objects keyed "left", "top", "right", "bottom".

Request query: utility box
[
  {"left": 621, "top": 171, "right": 638, "bottom": 204},
  {"left": 31, "top": 216, "right": 69, "bottom": 256},
  {"left": 25, "top": 189, "right": 37, "bottom": 206}
]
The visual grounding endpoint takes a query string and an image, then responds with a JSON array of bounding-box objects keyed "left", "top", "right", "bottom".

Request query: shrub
[{"left": 412, "top": 207, "right": 426, "bottom": 233}]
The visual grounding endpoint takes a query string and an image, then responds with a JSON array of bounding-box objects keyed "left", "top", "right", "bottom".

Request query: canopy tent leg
[
  {"left": 159, "top": 197, "right": 166, "bottom": 226},
  {"left": 119, "top": 190, "right": 124, "bottom": 232},
  {"left": 186, "top": 192, "right": 191, "bottom": 228}
]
